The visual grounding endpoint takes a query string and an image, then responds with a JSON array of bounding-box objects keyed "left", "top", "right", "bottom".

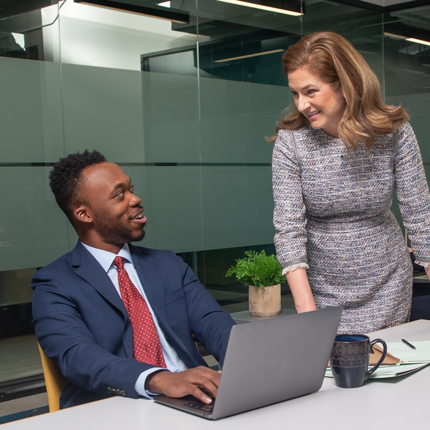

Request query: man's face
[{"left": 77, "top": 162, "right": 147, "bottom": 253}]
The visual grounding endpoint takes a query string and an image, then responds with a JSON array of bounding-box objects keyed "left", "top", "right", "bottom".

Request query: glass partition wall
[{"left": 1, "top": 0, "right": 429, "bottom": 398}]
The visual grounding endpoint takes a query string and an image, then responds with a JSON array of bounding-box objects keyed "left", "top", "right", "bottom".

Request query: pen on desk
[{"left": 402, "top": 338, "right": 416, "bottom": 350}]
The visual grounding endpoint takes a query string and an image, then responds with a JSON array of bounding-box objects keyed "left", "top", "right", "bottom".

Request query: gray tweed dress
[{"left": 272, "top": 122, "right": 430, "bottom": 334}]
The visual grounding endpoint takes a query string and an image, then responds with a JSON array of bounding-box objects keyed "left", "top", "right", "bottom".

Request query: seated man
[{"left": 32, "top": 150, "right": 235, "bottom": 409}]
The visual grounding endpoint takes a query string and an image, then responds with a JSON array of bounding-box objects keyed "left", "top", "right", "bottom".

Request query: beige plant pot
[{"left": 249, "top": 284, "right": 281, "bottom": 317}]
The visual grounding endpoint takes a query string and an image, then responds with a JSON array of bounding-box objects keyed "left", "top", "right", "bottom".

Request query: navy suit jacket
[{"left": 31, "top": 241, "right": 235, "bottom": 409}]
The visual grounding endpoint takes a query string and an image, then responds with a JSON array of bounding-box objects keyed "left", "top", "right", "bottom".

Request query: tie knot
[{"left": 114, "top": 256, "right": 125, "bottom": 271}]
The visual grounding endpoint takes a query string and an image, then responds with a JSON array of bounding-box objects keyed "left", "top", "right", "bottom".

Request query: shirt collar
[{"left": 81, "top": 242, "right": 133, "bottom": 273}]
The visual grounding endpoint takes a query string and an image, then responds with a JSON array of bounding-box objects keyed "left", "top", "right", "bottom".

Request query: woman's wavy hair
[{"left": 271, "top": 32, "right": 408, "bottom": 150}]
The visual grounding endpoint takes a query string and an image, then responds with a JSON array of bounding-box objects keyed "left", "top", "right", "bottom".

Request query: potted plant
[{"left": 226, "top": 250, "right": 284, "bottom": 317}]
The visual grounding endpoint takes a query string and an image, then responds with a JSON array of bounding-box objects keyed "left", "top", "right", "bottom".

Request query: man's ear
[{"left": 73, "top": 205, "right": 93, "bottom": 224}]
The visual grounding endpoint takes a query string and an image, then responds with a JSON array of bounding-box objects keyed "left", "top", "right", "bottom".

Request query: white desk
[{"left": 4, "top": 320, "right": 430, "bottom": 430}]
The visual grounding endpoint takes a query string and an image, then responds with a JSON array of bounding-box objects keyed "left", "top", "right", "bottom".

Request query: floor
[
  {"left": 0, "top": 334, "right": 47, "bottom": 423},
  {"left": 0, "top": 393, "right": 48, "bottom": 419},
  {"left": 0, "top": 335, "right": 43, "bottom": 383},
  {"left": 0, "top": 289, "right": 295, "bottom": 424}
]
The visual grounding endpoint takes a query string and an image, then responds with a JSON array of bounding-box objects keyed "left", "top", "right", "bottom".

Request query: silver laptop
[{"left": 154, "top": 306, "right": 342, "bottom": 420}]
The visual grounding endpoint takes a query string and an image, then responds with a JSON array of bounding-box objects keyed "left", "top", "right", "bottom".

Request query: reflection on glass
[{"left": 383, "top": 6, "right": 430, "bottom": 166}]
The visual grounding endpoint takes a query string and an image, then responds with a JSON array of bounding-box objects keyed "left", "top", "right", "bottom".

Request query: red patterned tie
[{"left": 114, "top": 256, "right": 166, "bottom": 368}]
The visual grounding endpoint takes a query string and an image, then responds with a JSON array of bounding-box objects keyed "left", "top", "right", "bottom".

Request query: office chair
[{"left": 37, "top": 343, "right": 69, "bottom": 412}]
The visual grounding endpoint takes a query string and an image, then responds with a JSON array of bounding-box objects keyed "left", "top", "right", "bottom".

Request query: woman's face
[{"left": 288, "top": 66, "right": 345, "bottom": 138}]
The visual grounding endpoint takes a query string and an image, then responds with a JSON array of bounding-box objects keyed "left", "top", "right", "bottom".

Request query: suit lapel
[
  {"left": 71, "top": 242, "right": 125, "bottom": 313},
  {"left": 130, "top": 246, "right": 202, "bottom": 368},
  {"left": 70, "top": 242, "right": 133, "bottom": 357},
  {"left": 130, "top": 245, "right": 167, "bottom": 324}
]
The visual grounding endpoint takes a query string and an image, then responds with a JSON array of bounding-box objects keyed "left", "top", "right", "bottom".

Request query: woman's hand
[
  {"left": 285, "top": 268, "right": 317, "bottom": 313},
  {"left": 425, "top": 265, "right": 430, "bottom": 281}
]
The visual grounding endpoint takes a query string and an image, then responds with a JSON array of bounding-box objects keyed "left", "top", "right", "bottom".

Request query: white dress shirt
[{"left": 82, "top": 243, "right": 188, "bottom": 398}]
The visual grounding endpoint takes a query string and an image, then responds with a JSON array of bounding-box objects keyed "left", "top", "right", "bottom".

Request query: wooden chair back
[{"left": 37, "top": 343, "right": 68, "bottom": 412}]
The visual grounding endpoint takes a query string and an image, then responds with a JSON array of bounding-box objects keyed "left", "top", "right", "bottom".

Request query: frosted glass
[
  {"left": 141, "top": 72, "right": 200, "bottom": 163},
  {"left": 124, "top": 165, "right": 274, "bottom": 253},
  {"left": 62, "top": 64, "right": 145, "bottom": 162},
  {"left": 199, "top": 77, "right": 287, "bottom": 163},
  {"left": 0, "top": 167, "right": 69, "bottom": 271},
  {"left": 201, "top": 166, "right": 274, "bottom": 250},
  {"left": 385, "top": 94, "right": 430, "bottom": 163},
  {"left": 0, "top": 57, "right": 63, "bottom": 162},
  {"left": 133, "top": 165, "right": 204, "bottom": 252}
]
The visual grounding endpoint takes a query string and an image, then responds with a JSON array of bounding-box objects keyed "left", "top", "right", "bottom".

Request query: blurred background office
[{"left": 1, "top": 0, "right": 430, "bottom": 416}]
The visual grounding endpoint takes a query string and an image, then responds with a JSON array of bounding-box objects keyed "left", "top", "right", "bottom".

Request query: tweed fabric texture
[{"left": 272, "top": 122, "right": 430, "bottom": 334}]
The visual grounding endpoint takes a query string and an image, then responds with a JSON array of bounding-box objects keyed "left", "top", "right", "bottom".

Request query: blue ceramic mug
[{"left": 330, "top": 334, "right": 387, "bottom": 388}]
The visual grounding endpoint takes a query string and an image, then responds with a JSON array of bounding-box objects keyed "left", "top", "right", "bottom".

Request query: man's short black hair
[{"left": 50, "top": 150, "right": 107, "bottom": 221}]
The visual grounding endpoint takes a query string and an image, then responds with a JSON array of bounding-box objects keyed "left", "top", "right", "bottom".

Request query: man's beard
[{"left": 93, "top": 212, "right": 145, "bottom": 245}]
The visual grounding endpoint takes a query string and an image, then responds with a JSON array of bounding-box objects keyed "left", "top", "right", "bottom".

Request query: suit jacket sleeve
[{"left": 166, "top": 252, "right": 235, "bottom": 366}]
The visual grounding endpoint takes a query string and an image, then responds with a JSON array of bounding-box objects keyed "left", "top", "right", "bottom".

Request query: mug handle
[{"left": 367, "top": 338, "right": 388, "bottom": 376}]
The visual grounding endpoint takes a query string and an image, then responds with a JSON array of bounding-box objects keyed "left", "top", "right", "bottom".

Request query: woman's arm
[
  {"left": 395, "top": 123, "right": 430, "bottom": 267},
  {"left": 273, "top": 130, "right": 314, "bottom": 311},
  {"left": 285, "top": 268, "right": 317, "bottom": 313}
]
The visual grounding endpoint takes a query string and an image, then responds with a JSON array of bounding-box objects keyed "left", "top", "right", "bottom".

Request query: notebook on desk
[{"left": 154, "top": 306, "right": 342, "bottom": 420}]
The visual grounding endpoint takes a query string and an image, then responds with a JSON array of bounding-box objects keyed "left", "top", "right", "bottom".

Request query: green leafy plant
[{"left": 226, "top": 250, "right": 284, "bottom": 288}]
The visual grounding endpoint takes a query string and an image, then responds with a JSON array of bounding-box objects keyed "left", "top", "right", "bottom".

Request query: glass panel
[
  {"left": 201, "top": 166, "right": 274, "bottom": 249},
  {"left": 0, "top": 166, "right": 68, "bottom": 272},
  {"left": 384, "top": 5, "right": 430, "bottom": 162},
  {"left": 0, "top": 58, "right": 63, "bottom": 163},
  {"left": 383, "top": 5, "right": 430, "bottom": 230},
  {"left": 0, "top": 1, "right": 63, "bottom": 397},
  {"left": 3, "top": 0, "right": 430, "bottom": 407},
  {"left": 302, "top": 2, "right": 384, "bottom": 81},
  {"left": 141, "top": 72, "right": 200, "bottom": 162},
  {"left": 130, "top": 165, "right": 204, "bottom": 251},
  {"left": 193, "top": 0, "right": 302, "bottom": 291},
  {"left": 199, "top": 77, "right": 286, "bottom": 162},
  {"left": 62, "top": 64, "right": 147, "bottom": 160}
]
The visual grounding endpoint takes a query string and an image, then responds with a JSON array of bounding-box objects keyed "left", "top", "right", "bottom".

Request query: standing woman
[{"left": 271, "top": 31, "right": 430, "bottom": 333}]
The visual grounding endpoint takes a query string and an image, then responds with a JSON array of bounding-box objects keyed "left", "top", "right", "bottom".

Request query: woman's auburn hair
[{"left": 271, "top": 31, "right": 409, "bottom": 151}]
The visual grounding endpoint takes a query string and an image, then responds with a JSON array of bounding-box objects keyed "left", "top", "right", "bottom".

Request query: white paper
[{"left": 385, "top": 341, "right": 430, "bottom": 363}]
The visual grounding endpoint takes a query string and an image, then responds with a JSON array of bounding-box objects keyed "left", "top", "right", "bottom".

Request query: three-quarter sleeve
[
  {"left": 395, "top": 122, "right": 430, "bottom": 266},
  {"left": 272, "top": 129, "right": 309, "bottom": 273}
]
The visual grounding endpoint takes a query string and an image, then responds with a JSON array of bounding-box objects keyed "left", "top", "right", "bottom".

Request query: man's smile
[{"left": 130, "top": 209, "right": 146, "bottom": 223}]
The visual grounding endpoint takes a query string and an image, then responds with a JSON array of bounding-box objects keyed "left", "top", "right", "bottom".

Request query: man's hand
[{"left": 146, "top": 366, "right": 220, "bottom": 404}]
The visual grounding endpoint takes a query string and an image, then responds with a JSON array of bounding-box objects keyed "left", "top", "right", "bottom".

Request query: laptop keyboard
[{"left": 183, "top": 396, "right": 215, "bottom": 413}]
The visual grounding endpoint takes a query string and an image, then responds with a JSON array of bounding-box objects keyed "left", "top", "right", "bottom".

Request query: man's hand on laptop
[{"left": 146, "top": 366, "right": 220, "bottom": 404}]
